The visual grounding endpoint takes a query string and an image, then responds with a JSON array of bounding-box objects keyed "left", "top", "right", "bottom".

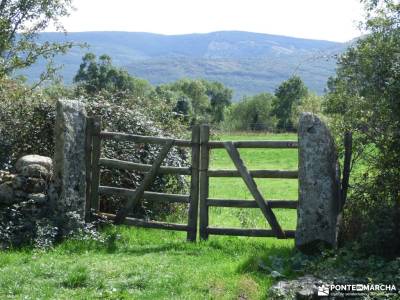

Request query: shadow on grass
[{"left": 56, "top": 226, "right": 296, "bottom": 261}]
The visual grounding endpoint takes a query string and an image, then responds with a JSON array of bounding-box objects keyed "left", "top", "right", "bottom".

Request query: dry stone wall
[
  {"left": 0, "top": 100, "right": 89, "bottom": 248},
  {"left": 0, "top": 155, "right": 55, "bottom": 248},
  {"left": 0, "top": 155, "right": 52, "bottom": 208}
]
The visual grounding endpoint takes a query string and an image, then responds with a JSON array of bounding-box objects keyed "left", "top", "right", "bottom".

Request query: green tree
[
  {"left": 172, "top": 79, "right": 208, "bottom": 117},
  {"left": 174, "top": 95, "right": 192, "bottom": 116},
  {"left": 74, "top": 53, "right": 152, "bottom": 98},
  {"left": 0, "top": 0, "right": 73, "bottom": 80},
  {"left": 203, "top": 80, "right": 232, "bottom": 123},
  {"left": 290, "top": 93, "right": 324, "bottom": 130},
  {"left": 166, "top": 78, "right": 232, "bottom": 124},
  {"left": 273, "top": 75, "right": 308, "bottom": 131},
  {"left": 224, "top": 93, "right": 276, "bottom": 131},
  {"left": 325, "top": 0, "right": 400, "bottom": 256}
]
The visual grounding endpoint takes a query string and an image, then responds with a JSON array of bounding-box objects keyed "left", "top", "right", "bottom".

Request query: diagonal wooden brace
[
  {"left": 224, "top": 142, "right": 286, "bottom": 238},
  {"left": 114, "top": 139, "right": 174, "bottom": 224}
]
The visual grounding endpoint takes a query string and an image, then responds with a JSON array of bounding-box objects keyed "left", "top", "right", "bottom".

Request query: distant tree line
[
  {"left": 73, "top": 53, "right": 233, "bottom": 125},
  {"left": 73, "top": 52, "right": 321, "bottom": 132},
  {"left": 223, "top": 75, "right": 323, "bottom": 132}
]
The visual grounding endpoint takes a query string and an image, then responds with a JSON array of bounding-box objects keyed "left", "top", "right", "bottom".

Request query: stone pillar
[
  {"left": 53, "top": 100, "right": 87, "bottom": 218},
  {"left": 296, "top": 113, "right": 341, "bottom": 253}
]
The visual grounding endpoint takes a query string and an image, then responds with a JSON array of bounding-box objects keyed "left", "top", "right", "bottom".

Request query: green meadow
[
  {"left": 208, "top": 132, "right": 298, "bottom": 231},
  {"left": 0, "top": 132, "right": 299, "bottom": 299}
]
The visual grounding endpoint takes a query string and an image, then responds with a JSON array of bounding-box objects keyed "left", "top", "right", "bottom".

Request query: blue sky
[{"left": 54, "top": 0, "right": 365, "bottom": 42}]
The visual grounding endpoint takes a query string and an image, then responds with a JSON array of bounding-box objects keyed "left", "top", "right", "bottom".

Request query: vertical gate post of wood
[
  {"left": 187, "top": 125, "right": 200, "bottom": 241},
  {"left": 85, "top": 117, "right": 94, "bottom": 222},
  {"left": 89, "top": 116, "right": 102, "bottom": 216},
  {"left": 199, "top": 124, "right": 210, "bottom": 240}
]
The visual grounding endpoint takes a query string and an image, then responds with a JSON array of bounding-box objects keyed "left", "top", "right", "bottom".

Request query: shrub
[
  {"left": 0, "top": 79, "right": 56, "bottom": 169},
  {"left": 290, "top": 93, "right": 325, "bottom": 131},
  {"left": 222, "top": 93, "right": 277, "bottom": 131},
  {"left": 272, "top": 76, "right": 308, "bottom": 131},
  {"left": 324, "top": 0, "right": 400, "bottom": 256},
  {"left": 0, "top": 79, "right": 189, "bottom": 220}
]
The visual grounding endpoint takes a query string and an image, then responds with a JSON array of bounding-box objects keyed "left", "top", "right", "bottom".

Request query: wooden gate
[
  {"left": 85, "top": 117, "right": 200, "bottom": 241},
  {"left": 198, "top": 125, "right": 298, "bottom": 240},
  {"left": 86, "top": 120, "right": 298, "bottom": 241}
]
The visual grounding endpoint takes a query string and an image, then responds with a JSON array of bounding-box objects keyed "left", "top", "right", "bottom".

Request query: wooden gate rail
[
  {"left": 206, "top": 199, "right": 298, "bottom": 209},
  {"left": 99, "top": 131, "right": 192, "bottom": 147},
  {"left": 86, "top": 118, "right": 200, "bottom": 241},
  {"left": 207, "top": 170, "right": 298, "bottom": 178},
  {"left": 99, "top": 212, "right": 189, "bottom": 231},
  {"left": 199, "top": 124, "right": 298, "bottom": 240},
  {"left": 99, "top": 158, "right": 191, "bottom": 175},
  {"left": 208, "top": 141, "right": 298, "bottom": 149},
  {"left": 207, "top": 228, "right": 296, "bottom": 238},
  {"left": 99, "top": 186, "right": 189, "bottom": 203}
]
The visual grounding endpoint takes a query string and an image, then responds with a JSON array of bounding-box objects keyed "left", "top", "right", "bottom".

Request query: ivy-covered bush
[
  {"left": 0, "top": 79, "right": 189, "bottom": 220},
  {"left": 0, "top": 79, "right": 56, "bottom": 169}
]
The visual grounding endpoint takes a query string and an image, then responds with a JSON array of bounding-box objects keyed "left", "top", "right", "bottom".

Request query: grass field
[
  {"left": 209, "top": 132, "right": 298, "bottom": 231},
  {"left": 0, "top": 132, "right": 299, "bottom": 299}
]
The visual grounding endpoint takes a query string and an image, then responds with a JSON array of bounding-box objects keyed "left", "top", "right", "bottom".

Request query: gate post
[
  {"left": 199, "top": 125, "right": 210, "bottom": 240},
  {"left": 187, "top": 125, "right": 200, "bottom": 241},
  {"left": 296, "top": 113, "right": 341, "bottom": 252},
  {"left": 85, "top": 117, "right": 94, "bottom": 221},
  {"left": 89, "top": 117, "right": 102, "bottom": 214},
  {"left": 53, "top": 100, "right": 88, "bottom": 219}
]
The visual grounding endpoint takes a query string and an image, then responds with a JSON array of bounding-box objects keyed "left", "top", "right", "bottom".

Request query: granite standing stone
[
  {"left": 53, "top": 100, "right": 87, "bottom": 218},
  {"left": 296, "top": 113, "right": 341, "bottom": 252}
]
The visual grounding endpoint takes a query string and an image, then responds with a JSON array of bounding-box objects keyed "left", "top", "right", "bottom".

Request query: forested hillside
[{"left": 23, "top": 31, "right": 346, "bottom": 99}]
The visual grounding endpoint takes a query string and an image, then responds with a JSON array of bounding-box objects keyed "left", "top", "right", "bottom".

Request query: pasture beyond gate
[{"left": 85, "top": 118, "right": 298, "bottom": 241}]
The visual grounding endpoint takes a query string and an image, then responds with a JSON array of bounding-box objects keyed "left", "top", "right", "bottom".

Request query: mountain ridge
[{"left": 24, "top": 31, "right": 347, "bottom": 99}]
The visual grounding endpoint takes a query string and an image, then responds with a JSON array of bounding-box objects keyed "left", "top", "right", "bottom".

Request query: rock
[
  {"left": 12, "top": 175, "right": 27, "bottom": 190},
  {"left": 296, "top": 113, "right": 341, "bottom": 253},
  {"left": 12, "top": 176, "right": 47, "bottom": 193},
  {"left": 296, "top": 288, "right": 315, "bottom": 300},
  {"left": 271, "top": 270, "right": 285, "bottom": 279},
  {"left": 27, "top": 178, "right": 47, "bottom": 193},
  {"left": 0, "top": 171, "right": 15, "bottom": 183},
  {"left": 14, "top": 190, "right": 28, "bottom": 199},
  {"left": 0, "top": 182, "right": 14, "bottom": 205},
  {"left": 15, "top": 155, "right": 53, "bottom": 174},
  {"left": 53, "top": 100, "right": 87, "bottom": 217},
  {"left": 12, "top": 172, "right": 48, "bottom": 202},
  {"left": 27, "top": 193, "right": 47, "bottom": 204},
  {"left": 269, "top": 275, "right": 324, "bottom": 300},
  {"left": 20, "top": 164, "right": 50, "bottom": 179}
]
